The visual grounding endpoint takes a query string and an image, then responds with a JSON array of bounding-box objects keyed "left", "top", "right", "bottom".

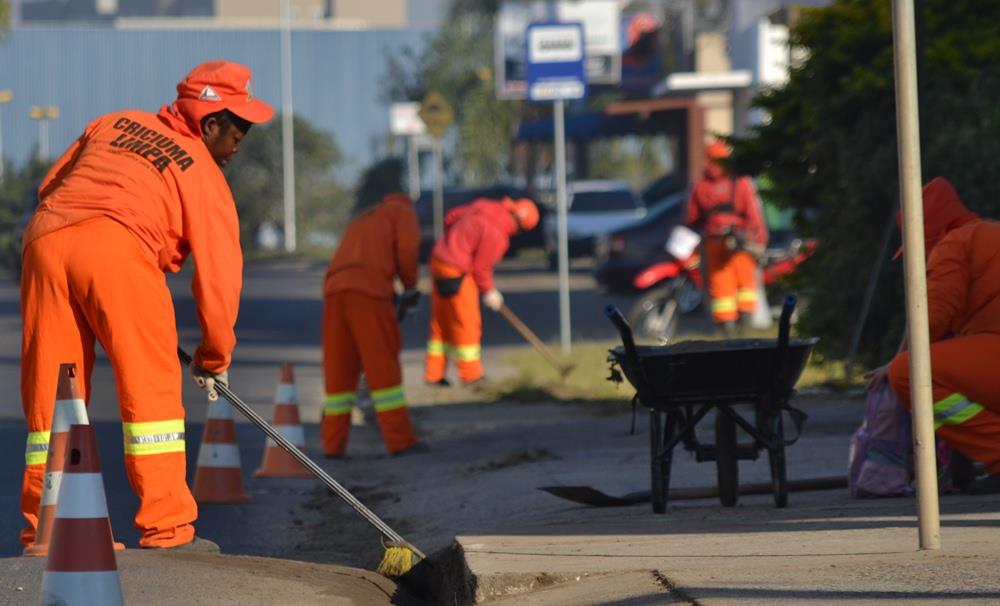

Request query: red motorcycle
[{"left": 627, "top": 238, "right": 817, "bottom": 341}]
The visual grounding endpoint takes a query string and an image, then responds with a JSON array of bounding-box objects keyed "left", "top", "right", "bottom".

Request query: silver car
[{"left": 543, "top": 179, "right": 646, "bottom": 268}]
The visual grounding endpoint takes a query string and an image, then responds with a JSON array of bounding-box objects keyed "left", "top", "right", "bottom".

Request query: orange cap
[
  {"left": 503, "top": 197, "right": 540, "bottom": 232},
  {"left": 706, "top": 140, "right": 731, "bottom": 160},
  {"left": 174, "top": 60, "right": 275, "bottom": 129},
  {"left": 893, "top": 177, "right": 979, "bottom": 260}
]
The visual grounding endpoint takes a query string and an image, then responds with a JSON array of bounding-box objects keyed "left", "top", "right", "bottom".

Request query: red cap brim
[{"left": 228, "top": 98, "right": 275, "bottom": 124}]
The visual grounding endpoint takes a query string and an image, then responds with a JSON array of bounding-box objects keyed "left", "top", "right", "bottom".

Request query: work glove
[
  {"left": 395, "top": 288, "right": 421, "bottom": 320},
  {"left": 481, "top": 288, "right": 504, "bottom": 312},
  {"left": 189, "top": 364, "right": 229, "bottom": 402}
]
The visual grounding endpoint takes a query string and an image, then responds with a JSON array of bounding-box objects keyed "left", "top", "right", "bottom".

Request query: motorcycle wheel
[{"left": 627, "top": 284, "right": 681, "bottom": 342}]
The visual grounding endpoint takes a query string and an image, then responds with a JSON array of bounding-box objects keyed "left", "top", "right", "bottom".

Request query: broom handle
[
  {"left": 178, "top": 348, "right": 425, "bottom": 560},
  {"left": 498, "top": 304, "right": 566, "bottom": 373}
]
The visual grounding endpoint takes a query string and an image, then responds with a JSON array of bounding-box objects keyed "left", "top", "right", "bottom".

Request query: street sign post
[
  {"left": 390, "top": 103, "right": 426, "bottom": 199},
  {"left": 526, "top": 22, "right": 586, "bottom": 355},
  {"left": 419, "top": 91, "right": 454, "bottom": 240}
]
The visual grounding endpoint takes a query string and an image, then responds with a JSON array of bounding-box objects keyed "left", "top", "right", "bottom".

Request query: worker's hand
[
  {"left": 481, "top": 288, "right": 504, "bottom": 312},
  {"left": 189, "top": 364, "right": 229, "bottom": 401},
  {"left": 863, "top": 364, "right": 890, "bottom": 391},
  {"left": 397, "top": 288, "right": 421, "bottom": 320}
]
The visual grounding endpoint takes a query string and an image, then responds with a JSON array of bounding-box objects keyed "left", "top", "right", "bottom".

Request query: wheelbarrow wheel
[
  {"left": 769, "top": 413, "right": 788, "bottom": 507},
  {"left": 650, "top": 409, "right": 666, "bottom": 514},
  {"left": 715, "top": 411, "right": 739, "bottom": 507}
]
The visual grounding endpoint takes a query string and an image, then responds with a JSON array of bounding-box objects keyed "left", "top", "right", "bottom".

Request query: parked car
[
  {"left": 542, "top": 180, "right": 646, "bottom": 268},
  {"left": 413, "top": 185, "right": 545, "bottom": 259}
]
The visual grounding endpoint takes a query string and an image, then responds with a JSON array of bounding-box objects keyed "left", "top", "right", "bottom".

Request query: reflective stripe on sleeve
[
  {"left": 324, "top": 392, "right": 355, "bottom": 416},
  {"left": 122, "top": 419, "right": 185, "bottom": 456},
  {"left": 933, "top": 393, "right": 984, "bottom": 430},
  {"left": 25, "top": 431, "right": 51, "bottom": 466},
  {"left": 372, "top": 385, "right": 406, "bottom": 412}
]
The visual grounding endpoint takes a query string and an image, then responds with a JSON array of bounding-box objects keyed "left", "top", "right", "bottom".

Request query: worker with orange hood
[
  {"left": 685, "top": 140, "right": 768, "bottom": 334},
  {"left": 321, "top": 158, "right": 420, "bottom": 457},
  {"left": 19, "top": 60, "right": 273, "bottom": 550},
  {"left": 424, "top": 197, "right": 539, "bottom": 385},
  {"left": 882, "top": 177, "right": 1000, "bottom": 494}
]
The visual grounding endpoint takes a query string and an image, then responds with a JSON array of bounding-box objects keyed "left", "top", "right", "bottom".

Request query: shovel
[{"left": 498, "top": 304, "right": 575, "bottom": 379}]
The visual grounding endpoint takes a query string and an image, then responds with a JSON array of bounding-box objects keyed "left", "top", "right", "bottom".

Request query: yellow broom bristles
[{"left": 377, "top": 545, "right": 415, "bottom": 577}]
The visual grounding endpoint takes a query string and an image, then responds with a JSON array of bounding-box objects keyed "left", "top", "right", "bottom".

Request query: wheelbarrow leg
[
  {"left": 715, "top": 407, "right": 739, "bottom": 507},
  {"left": 650, "top": 409, "right": 678, "bottom": 514},
  {"left": 768, "top": 412, "right": 789, "bottom": 507}
]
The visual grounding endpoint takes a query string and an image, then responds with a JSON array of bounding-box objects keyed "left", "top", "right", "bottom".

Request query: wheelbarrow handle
[
  {"left": 605, "top": 305, "right": 640, "bottom": 369},
  {"left": 777, "top": 294, "right": 797, "bottom": 351}
]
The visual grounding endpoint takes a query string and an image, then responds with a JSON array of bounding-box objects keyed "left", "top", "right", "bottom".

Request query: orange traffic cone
[
  {"left": 254, "top": 363, "right": 311, "bottom": 478},
  {"left": 40, "top": 424, "right": 123, "bottom": 605},
  {"left": 192, "top": 396, "right": 251, "bottom": 503},
  {"left": 26, "top": 363, "right": 123, "bottom": 557}
]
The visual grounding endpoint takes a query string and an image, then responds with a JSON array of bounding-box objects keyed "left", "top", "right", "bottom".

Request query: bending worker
[
  {"left": 424, "top": 196, "right": 539, "bottom": 386},
  {"left": 685, "top": 140, "right": 768, "bottom": 335},
  {"left": 881, "top": 177, "right": 1000, "bottom": 494},
  {"left": 321, "top": 159, "right": 420, "bottom": 457},
  {"left": 20, "top": 60, "right": 273, "bottom": 550}
]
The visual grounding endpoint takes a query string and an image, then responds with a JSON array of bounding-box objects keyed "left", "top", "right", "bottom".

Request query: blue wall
[{"left": 0, "top": 26, "right": 427, "bottom": 176}]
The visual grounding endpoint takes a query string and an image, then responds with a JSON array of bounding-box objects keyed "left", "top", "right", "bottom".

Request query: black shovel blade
[{"left": 538, "top": 486, "right": 651, "bottom": 507}]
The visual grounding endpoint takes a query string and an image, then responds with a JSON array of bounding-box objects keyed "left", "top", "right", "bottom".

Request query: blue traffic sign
[{"left": 525, "top": 22, "right": 587, "bottom": 102}]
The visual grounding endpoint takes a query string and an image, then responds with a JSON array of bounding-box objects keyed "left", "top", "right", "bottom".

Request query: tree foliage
[
  {"left": 731, "top": 0, "right": 1000, "bottom": 366},
  {"left": 224, "top": 115, "right": 350, "bottom": 251},
  {"left": 0, "top": 0, "right": 9, "bottom": 40}
]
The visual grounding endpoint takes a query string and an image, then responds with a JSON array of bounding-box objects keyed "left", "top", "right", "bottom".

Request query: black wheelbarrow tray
[{"left": 606, "top": 296, "right": 818, "bottom": 512}]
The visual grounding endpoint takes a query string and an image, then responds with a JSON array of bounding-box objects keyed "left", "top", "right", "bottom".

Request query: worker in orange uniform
[
  {"left": 19, "top": 61, "right": 273, "bottom": 550},
  {"left": 321, "top": 159, "right": 421, "bottom": 457},
  {"left": 424, "top": 197, "right": 539, "bottom": 385},
  {"left": 685, "top": 140, "right": 768, "bottom": 335},
  {"left": 875, "top": 177, "right": 1000, "bottom": 494}
]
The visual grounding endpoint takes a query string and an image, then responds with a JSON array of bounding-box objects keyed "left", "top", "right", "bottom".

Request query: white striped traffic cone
[
  {"left": 192, "top": 396, "right": 251, "bottom": 503},
  {"left": 40, "top": 424, "right": 123, "bottom": 606},
  {"left": 253, "top": 363, "right": 310, "bottom": 478}
]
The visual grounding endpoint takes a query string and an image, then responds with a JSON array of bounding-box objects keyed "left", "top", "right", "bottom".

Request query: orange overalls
[
  {"left": 424, "top": 201, "right": 517, "bottom": 384},
  {"left": 686, "top": 175, "right": 768, "bottom": 324},
  {"left": 20, "top": 107, "right": 243, "bottom": 548},
  {"left": 889, "top": 219, "right": 1000, "bottom": 475},
  {"left": 321, "top": 194, "right": 419, "bottom": 456}
]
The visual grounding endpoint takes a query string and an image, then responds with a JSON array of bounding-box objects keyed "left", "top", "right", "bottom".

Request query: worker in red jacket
[
  {"left": 880, "top": 177, "right": 1000, "bottom": 494},
  {"left": 685, "top": 140, "right": 768, "bottom": 334},
  {"left": 424, "top": 197, "right": 539, "bottom": 385}
]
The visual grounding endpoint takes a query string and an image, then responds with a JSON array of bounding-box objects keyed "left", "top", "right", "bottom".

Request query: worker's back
[
  {"left": 324, "top": 193, "right": 419, "bottom": 300},
  {"left": 927, "top": 220, "right": 1000, "bottom": 338}
]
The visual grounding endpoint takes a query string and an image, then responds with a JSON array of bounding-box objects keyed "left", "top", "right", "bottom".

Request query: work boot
[
  {"left": 945, "top": 451, "right": 978, "bottom": 492},
  {"left": 153, "top": 536, "right": 221, "bottom": 554},
  {"left": 966, "top": 474, "right": 1000, "bottom": 495},
  {"left": 426, "top": 378, "right": 451, "bottom": 387},
  {"left": 719, "top": 321, "right": 739, "bottom": 339}
]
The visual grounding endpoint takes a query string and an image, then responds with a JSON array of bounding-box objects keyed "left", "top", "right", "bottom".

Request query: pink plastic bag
[{"left": 848, "top": 382, "right": 915, "bottom": 498}]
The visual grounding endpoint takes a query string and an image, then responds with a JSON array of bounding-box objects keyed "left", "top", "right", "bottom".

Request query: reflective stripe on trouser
[
  {"left": 20, "top": 219, "right": 196, "bottom": 548},
  {"left": 705, "top": 238, "right": 759, "bottom": 322},
  {"left": 322, "top": 291, "right": 417, "bottom": 455},
  {"left": 424, "top": 258, "right": 484, "bottom": 383},
  {"left": 888, "top": 333, "right": 1000, "bottom": 474}
]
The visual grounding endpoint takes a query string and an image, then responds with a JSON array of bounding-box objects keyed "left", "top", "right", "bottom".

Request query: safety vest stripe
[
  {"left": 196, "top": 443, "right": 241, "bottom": 468},
  {"left": 54, "top": 473, "right": 110, "bottom": 519},
  {"left": 266, "top": 424, "right": 305, "bottom": 447},
  {"left": 40, "top": 471, "right": 63, "bottom": 506},
  {"left": 276, "top": 384, "right": 298, "bottom": 404},
  {"left": 25, "top": 431, "right": 51, "bottom": 466},
  {"left": 932, "top": 393, "right": 984, "bottom": 429},
  {"left": 736, "top": 289, "right": 757, "bottom": 303},
  {"left": 712, "top": 298, "right": 738, "bottom": 313},
  {"left": 324, "top": 392, "right": 355, "bottom": 416},
  {"left": 372, "top": 385, "right": 406, "bottom": 412},
  {"left": 454, "top": 344, "right": 481, "bottom": 362},
  {"left": 123, "top": 420, "right": 185, "bottom": 456},
  {"left": 426, "top": 340, "right": 446, "bottom": 356}
]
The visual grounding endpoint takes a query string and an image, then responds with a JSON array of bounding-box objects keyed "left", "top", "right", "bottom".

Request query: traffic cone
[
  {"left": 192, "top": 396, "right": 251, "bottom": 503},
  {"left": 40, "top": 424, "right": 123, "bottom": 605},
  {"left": 254, "top": 363, "right": 311, "bottom": 478},
  {"left": 25, "top": 363, "right": 123, "bottom": 557}
]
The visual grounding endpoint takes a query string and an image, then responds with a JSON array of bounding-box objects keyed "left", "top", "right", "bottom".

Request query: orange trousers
[
  {"left": 321, "top": 291, "right": 416, "bottom": 456},
  {"left": 424, "top": 258, "right": 484, "bottom": 384},
  {"left": 889, "top": 333, "right": 1000, "bottom": 475},
  {"left": 20, "top": 218, "right": 195, "bottom": 548},
  {"left": 704, "top": 237, "right": 759, "bottom": 323}
]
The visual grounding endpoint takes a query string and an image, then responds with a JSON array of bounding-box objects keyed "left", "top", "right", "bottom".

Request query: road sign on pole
[
  {"left": 526, "top": 22, "right": 586, "bottom": 355},
  {"left": 419, "top": 91, "right": 453, "bottom": 240}
]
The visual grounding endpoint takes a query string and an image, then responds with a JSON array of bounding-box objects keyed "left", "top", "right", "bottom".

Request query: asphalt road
[{"left": 0, "top": 258, "right": 649, "bottom": 559}]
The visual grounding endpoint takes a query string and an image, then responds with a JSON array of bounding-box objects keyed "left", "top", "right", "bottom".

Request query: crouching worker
[
  {"left": 321, "top": 159, "right": 421, "bottom": 457},
  {"left": 424, "top": 196, "right": 539, "bottom": 386},
  {"left": 20, "top": 61, "right": 274, "bottom": 550},
  {"left": 879, "top": 177, "right": 1000, "bottom": 494}
]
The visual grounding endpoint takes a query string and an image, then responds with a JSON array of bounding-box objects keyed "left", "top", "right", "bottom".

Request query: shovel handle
[{"left": 498, "top": 305, "right": 571, "bottom": 377}]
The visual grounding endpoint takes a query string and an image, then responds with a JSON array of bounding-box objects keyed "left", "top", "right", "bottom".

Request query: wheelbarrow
[{"left": 606, "top": 295, "right": 818, "bottom": 513}]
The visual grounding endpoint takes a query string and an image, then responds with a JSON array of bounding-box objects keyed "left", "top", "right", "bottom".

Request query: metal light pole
[
  {"left": 280, "top": 0, "right": 297, "bottom": 252},
  {"left": 29, "top": 105, "right": 59, "bottom": 161},
  {"left": 891, "top": 0, "right": 940, "bottom": 550},
  {"left": 0, "top": 89, "right": 12, "bottom": 184}
]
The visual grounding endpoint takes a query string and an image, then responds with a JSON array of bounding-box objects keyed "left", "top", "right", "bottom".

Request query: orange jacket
[
  {"left": 323, "top": 193, "right": 420, "bottom": 300},
  {"left": 926, "top": 220, "right": 1000, "bottom": 341},
  {"left": 431, "top": 199, "right": 517, "bottom": 292},
  {"left": 686, "top": 175, "right": 768, "bottom": 246},
  {"left": 25, "top": 106, "right": 242, "bottom": 373}
]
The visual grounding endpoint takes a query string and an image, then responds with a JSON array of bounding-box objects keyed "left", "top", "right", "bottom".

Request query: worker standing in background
[
  {"left": 424, "top": 196, "right": 539, "bottom": 386},
  {"left": 19, "top": 60, "right": 273, "bottom": 550},
  {"left": 685, "top": 140, "right": 768, "bottom": 336},
  {"left": 874, "top": 177, "right": 1000, "bottom": 494},
  {"left": 321, "top": 159, "right": 421, "bottom": 457}
]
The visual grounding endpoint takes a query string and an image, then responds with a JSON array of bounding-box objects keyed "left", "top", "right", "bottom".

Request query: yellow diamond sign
[{"left": 418, "top": 91, "right": 454, "bottom": 140}]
